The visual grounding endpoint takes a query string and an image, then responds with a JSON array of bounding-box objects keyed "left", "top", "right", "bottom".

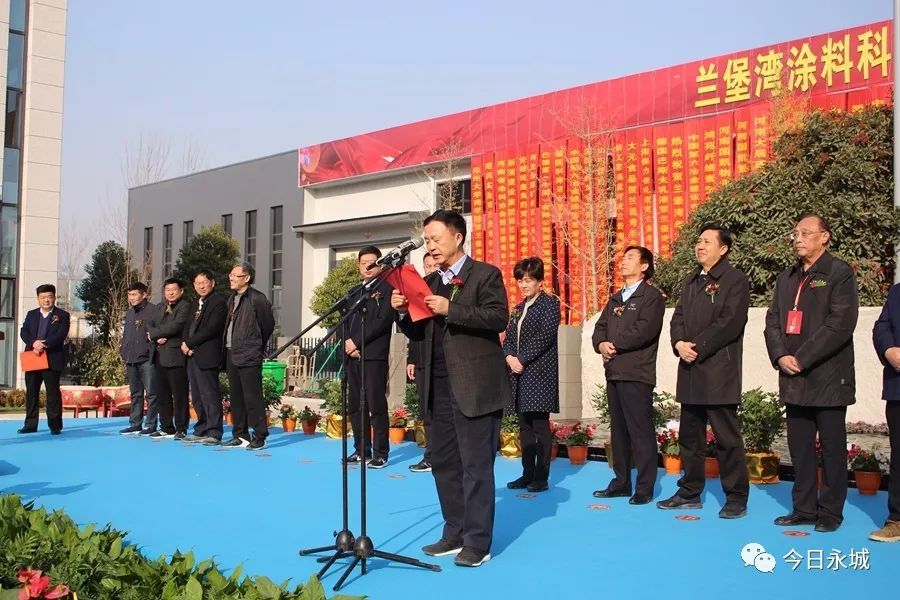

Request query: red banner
[{"left": 470, "top": 155, "right": 485, "bottom": 262}]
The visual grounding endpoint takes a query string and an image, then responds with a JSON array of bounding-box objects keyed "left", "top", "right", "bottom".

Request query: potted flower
[
  {"left": 389, "top": 406, "right": 410, "bottom": 444},
  {"left": 222, "top": 399, "right": 232, "bottom": 425},
  {"left": 657, "top": 428, "right": 681, "bottom": 474},
  {"left": 9, "top": 569, "right": 70, "bottom": 599},
  {"left": 297, "top": 405, "right": 320, "bottom": 435},
  {"left": 280, "top": 404, "right": 298, "bottom": 432},
  {"left": 499, "top": 413, "right": 521, "bottom": 458},
  {"left": 563, "top": 421, "right": 597, "bottom": 465},
  {"left": 737, "top": 388, "right": 785, "bottom": 484},
  {"left": 318, "top": 379, "right": 344, "bottom": 439},
  {"left": 549, "top": 421, "right": 567, "bottom": 461},
  {"left": 705, "top": 428, "right": 719, "bottom": 478},
  {"left": 404, "top": 383, "right": 426, "bottom": 448},
  {"left": 848, "top": 444, "right": 883, "bottom": 495}
]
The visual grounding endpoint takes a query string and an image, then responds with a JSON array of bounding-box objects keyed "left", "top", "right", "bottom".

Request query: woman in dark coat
[{"left": 502, "top": 257, "right": 560, "bottom": 493}]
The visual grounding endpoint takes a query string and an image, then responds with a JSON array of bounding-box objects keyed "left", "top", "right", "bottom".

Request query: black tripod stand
[{"left": 290, "top": 266, "right": 439, "bottom": 590}]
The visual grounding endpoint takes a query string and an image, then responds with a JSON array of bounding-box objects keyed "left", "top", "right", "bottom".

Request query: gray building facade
[{"left": 127, "top": 150, "right": 303, "bottom": 338}]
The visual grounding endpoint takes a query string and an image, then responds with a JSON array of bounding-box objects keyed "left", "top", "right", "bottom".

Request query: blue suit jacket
[
  {"left": 873, "top": 283, "right": 900, "bottom": 401},
  {"left": 20, "top": 306, "right": 71, "bottom": 372}
]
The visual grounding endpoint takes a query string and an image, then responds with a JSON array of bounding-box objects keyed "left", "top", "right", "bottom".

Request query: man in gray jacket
[{"left": 119, "top": 282, "right": 159, "bottom": 435}]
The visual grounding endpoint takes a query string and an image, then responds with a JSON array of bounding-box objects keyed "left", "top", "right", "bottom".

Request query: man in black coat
[
  {"left": 18, "top": 283, "right": 70, "bottom": 435},
  {"left": 592, "top": 246, "right": 665, "bottom": 505},
  {"left": 408, "top": 252, "right": 439, "bottom": 473},
  {"left": 341, "top": 246, "right": 397, "bottom": 467},
  {"left": 658, "top": 224, "right": 750, "bottom": 519},
  {"left": 222, "top": 262, "right": 276, "bottom": 451},
  {"left": 147, "top": 277, "right": 192, "bottom": 439},
  {"left": 181, "top": 270, "right": 228, "bottom": 445},
  {"left": 871, "top": 282, "right": 900, "bottom": 542},
  {"left": 119, "top": 282, "right": 159, "bottom": 435},
  {"left": 392, "top": 209, "right": 511, "bottom": 568},
  {"left": 765, "top": 213, "right": 858, "bottom": 533}
]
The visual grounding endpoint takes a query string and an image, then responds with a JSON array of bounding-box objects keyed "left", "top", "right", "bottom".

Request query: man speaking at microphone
[{"left": 392, "top": 209, "right": 511, "bottom": 568}]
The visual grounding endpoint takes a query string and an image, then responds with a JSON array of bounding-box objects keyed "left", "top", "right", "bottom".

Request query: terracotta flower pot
[
  {"left": 283, "top": 417, "right": 297, "bottom": 432},
  {"left": 567, "top": 445, "right": 588, "bottom": 465},
  {"left": 224, "top": 414, "right": 232, "bottom": 425},
  {"left": 499, "top": 431, "right": 521, "bottom": 458},
  {"left": 705, "top": 456, "right": 720, "bottom": 479},
  {"left": 189, "top": 404, "right": 198, "bottom": 421},
  {"left": 663, "top": 454, "right": 682, "bottom": 474},
  {"left": 550, "top": 443, "right": 559, "bottom": 461},
  {"left": 301, "top": 419, "right": 318, "bottom": 435},
  {"left": 854, "top": 470, "right": 881, "bottom": 495},
  {"left": 746, "top": 451, "right": 780, "bottom": 484},
  {"left": 389, "top": 427, "right": 406, "bottom": 444}
]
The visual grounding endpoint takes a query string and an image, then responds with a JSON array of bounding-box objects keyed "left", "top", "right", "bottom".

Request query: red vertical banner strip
[
  {"left": 668, "top": 123, "right": 686, "bottom": 254},
  {"left": 525, "top": 144, "right": 539, "bottom": 256},
  {"left": 701, "top": 116, "right": 720, "bottom": 203},
  {"left": 612, "top": 134, "right": 627, "bottom": 290},
  {"left": 482, "top": 153, "right": 497, "bottom": 266},
  {"left": 470, "top": 154, "right": 485, "bottom": 262},
  {"left": 585, "top": 142, "right": 610, "bottom": 312},
  {"left": 567, "top": 138, "right": 584, "bottom": 324},
  {"left": 552, "top": 140, "right": 569, "bottom": 323},
  {"left": 654, "top": 125, "right": 672, "bottom": 257},
  {"left": 538, "top": 145, "right": 554, "bottom": 288},
  {"left": 733, "top": 108, "right": 751, "bottom": 179},
  {"left": 506, "top": 152, "right": 520, "bottom": 300},
  {"left": 495, "top": 150, "right": 510, "bottom": 280},
  {"left": 516, "top": 150, "right": 530, "bottom": 265},
  {"left": 716, "top": 113, "right": 734, "bottom": 189},
  {"left": 684, "top": 119, "right": 703, "bottom": 217},
  {"left": 749, "top": 105, "right": 771, "bottom": 173}
]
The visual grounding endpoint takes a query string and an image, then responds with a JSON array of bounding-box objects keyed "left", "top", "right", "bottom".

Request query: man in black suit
[
  {"left": 147, "top": 277, "right": 192, "bottom": 439},
  {"left": 343, "top": 246, "right": 395, "bottom": 468},
  {"left": 392, "top": 209, "right": 511, "bottom": 568},
  {"left": 119, "top": 282, "right": 159, "bottom": 435},
  {"left": 407, "top": 253, "right": 438, "bottom": 473},
  {"left": 592, "top": 246, "right": 665, "bottom": 505},
  {"left": 18, "top": 284, "right": 70, "bottom": 435},
  {"left": 181, "top": 270, "right": 227, "bottom": 446},
  {"left": 765, "top": 213, "right": 858, "bottom": 533},
  {"left": 658, "top": 224, "right": 750, "bottom": 519},
  {"left": 222, "top": 262, "right": 275, "bottom": 451}
]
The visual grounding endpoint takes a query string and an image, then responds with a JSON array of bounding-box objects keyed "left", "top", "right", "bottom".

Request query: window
[
  {"left": 163, "top": 224, "right": 173, "bottom": 277},
  {"left": 6, "top": 32, "right": 24, "bottom": 90},
  {"left": 2, "top": 148, "right": 20, "bottom": 203},
  {"left": 9, "top": 0, "right": 26, "bottom": 33},
  {"left": 436, "top": 179, "right": 472, "bottom": 214},
  {"left": 0, "top": 278, "right": 13, "bottom": 318},
  {"left": 0, "top": 206, "right": 18, "bottom": 276},
  {"left": 5, "top": 90, "right": 22, "bottom": 149},
  {"left": 143, "top": 227, "right": 153, "bottom": 289},
  {"left": 245, "top": 210, "right": 257, "bottom": 268},
  {"left": 270, "top": 206, "right": 283, "bottom": 309},
  {"left": 222, "top": 213, "right": 232, "bottom": 236},
  {"left": 183, "top": 220, "right": 194, "bottom": 246}
]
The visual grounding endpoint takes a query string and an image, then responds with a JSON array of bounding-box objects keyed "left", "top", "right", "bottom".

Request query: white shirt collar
[{"left": 439, "top": 255, "right": 469, "bottom": 285}]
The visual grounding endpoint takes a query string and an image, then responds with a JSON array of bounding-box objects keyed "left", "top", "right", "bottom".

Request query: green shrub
[
  {"left": 501, "top": 413, "right": 519, "bottom": 434},
  {"left": 591, "top": 384, "right": 679, "bottom": 430},
  {"left": 738, "top": 388, "right": 785, "bottom": 453},
  {"left": 262, "top": 374, "right": 283, "bottom": 412},
  {"left": 317, "top": 378, "right": 343, "bottom": 415},
  {"left": 68, "top": 341, "right": 126, "bottom": 386},
  {"left": 403, "top": 383, "right": 420, "bottom": 421},
  {"left": 0, "top": 389, "right": 46, "bottom": 409}
]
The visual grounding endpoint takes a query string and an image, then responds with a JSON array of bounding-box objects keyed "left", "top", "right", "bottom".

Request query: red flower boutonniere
[
  {"left": 510, "top": 306, "right": 522, "bottom": 323},
  {"left": 51, "top": 315, "right": 60, "bottom": 325},
  {"left": 450, "top": 276, "right": 465, "bottom": 301},
  {"left": 704, "top": 282, "right": 720, "bottom": 304},
  {"left": 371, "top": 290, "right": 383, "bottom": 306},
  {"left": 612, "top": 306, "right": 625, "bottom": 317}
]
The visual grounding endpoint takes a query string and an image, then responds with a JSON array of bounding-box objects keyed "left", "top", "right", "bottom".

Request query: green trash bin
[{"left": 261, "top": 360, "right": 287, "bottom": 394}]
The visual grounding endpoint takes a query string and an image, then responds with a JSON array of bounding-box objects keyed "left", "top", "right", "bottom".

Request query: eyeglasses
[
  {"left": 788, "top": 230, "right": 825, "bottom": 241},
  {"left": 228, "top": 274, "right": 249, "bottom": 279}
]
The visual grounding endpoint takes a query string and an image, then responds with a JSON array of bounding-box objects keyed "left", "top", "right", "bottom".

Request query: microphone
[{"left": 368, "top": 237, "right": 425, "bottom": 270}]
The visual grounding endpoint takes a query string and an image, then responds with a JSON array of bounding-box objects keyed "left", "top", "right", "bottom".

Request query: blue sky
[{"left": 59, "top": 0, "right": 892, "bottom": 245}]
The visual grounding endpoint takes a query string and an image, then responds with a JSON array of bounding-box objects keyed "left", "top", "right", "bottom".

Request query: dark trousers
[
  {"left": 786, "top": 404, "right": 847, "bottom": 521},
  {"left": 416, "top": 377, "right": 432, "bottom": 463},
  {"left": 226, "top": 351, "right": 268, "bottom": 442},
  {"left": 155, "top": 364, "right": 189, "bottom": 434},
  {"left": 430, "top": 375, "right": 501, "bottom": 553},
  {"left": 607, "top": 380, "right": 657, "bottom": 497},
  {"left": 678, "top": 403, "right": 749, "bottom": 507},
  {"left": 887, "top": 402, "right": 900, "bottom": 522},
  {"left": 518, "top": 411, "right": 551, "bottom": 484},
  {"left": 347, "top": 358, "right": 389, "bottom": 459},
  {"left": 125, "top": 360, "right": 158, "bottom": 429},
  {"left": 187, "top": 359, "right": 222, "bottom": 440},
  {"left": 23, "top": 369, "right": 62, "bottom": 432}
]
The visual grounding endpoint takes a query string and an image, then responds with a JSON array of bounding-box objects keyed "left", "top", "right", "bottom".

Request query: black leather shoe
[
  {"left": 50, "top": 430, "right": 62, "bottom": 436},
  {"left": 526, "top": 481, "right": 549, "bottom": 493},
  {"left": 718, "top": 505, "right": 747, "bottom": 519},
  {"left": 506, "top": 476, "right": 532, "bottom": 489},
  {"left": 656, "top": 494, "right": 702, "bottom": 510},
  {"left": 629, "top": 494, "right": 652, "bottom": 505},
  {"left": 815, "top": 517, "right": 841, "bottom": 533},
  {"left": 17, "top": 428, "right": 37, "bottom": 434},
  {"left": 593, "top": 487, "right": 631, "bottom": 498},
  {"left": 774, "top": 512, "right": 817, "bottom": 527}
]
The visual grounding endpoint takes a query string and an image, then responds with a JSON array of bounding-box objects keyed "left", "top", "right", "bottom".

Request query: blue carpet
[{"left": 1, "top": 418, "right": 897, "bottom": 598}]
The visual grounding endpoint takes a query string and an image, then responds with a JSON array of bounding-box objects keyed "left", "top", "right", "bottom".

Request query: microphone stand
[{"left": 298, "top": 259, "right": 439, "bottom": 590}]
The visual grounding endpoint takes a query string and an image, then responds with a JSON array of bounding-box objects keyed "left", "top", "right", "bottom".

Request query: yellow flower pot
[
  {"left": 499, "top": 431, "right": 521, "bottom": 458},
  {"left": 325, "top": 414, "right": 345, "bottom": 439},
  {"left": 746, "top": 451, "right": 780, "bottom": 484}
]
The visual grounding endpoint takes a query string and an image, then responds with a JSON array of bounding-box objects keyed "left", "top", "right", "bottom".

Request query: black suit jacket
[
  {"left": 670, "top": 258, "right": 749, "bottom": 405},
  {"left": 874, "top": 283, "right": 900, "bottom": 402},
  {"left": 593, "top": 280, "right": 665, "bottom": 386},
  {"left": 183, "top": 293, "right": 227, "bottom": 370},
  {"left": 20, "top": 306, "right": 70, "bottom": 372},
  {"left": 347, "top": 279, "right": 394, "bottom": 362},
  {"left": 147, "top": 298, "right": 191, "bottom": 368},
  {"left": 764, "top": 251, "right": 858, "bottom": 407},
  {"left": 397, "top": 257, "right": 512, "bottom": 418}
]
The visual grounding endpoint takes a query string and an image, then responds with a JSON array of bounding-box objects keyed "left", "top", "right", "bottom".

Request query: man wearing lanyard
[{"left": 765, "top": 213, "right": 858, "bottom": 533}]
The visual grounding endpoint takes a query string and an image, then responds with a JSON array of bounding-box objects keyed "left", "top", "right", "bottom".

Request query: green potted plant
[
  {"left": 737, "top": 388, "right": 785, "bottom": 484},
  {"left": 317, "top": 378, "right": 344, "bottom": 439},
  {"left": 593, "top": 384, "right": 679, "bottom": 469},
  {"left": 297, "top": 405, "right": 320, "bottom": 435},
  {"left": 499, "top": 413, "right": 521, "bottom": 458},
  {"left": 404, "top": 383, "right": 426, "bottom": 447},
  {"left": 848, "top": 444, "right": 883, "bottom": 495},
  {"left": 389, "top": 407, "right": 410, "bottom": 444},
  {"left": 657, "top": 428, "right": 681, "bottom": 474},
  {"left": 279, "top": 404, "right": 298, "bottom": 432},
  {"left": 561, "top": 421, "right": 597, "bottom": 465}
]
